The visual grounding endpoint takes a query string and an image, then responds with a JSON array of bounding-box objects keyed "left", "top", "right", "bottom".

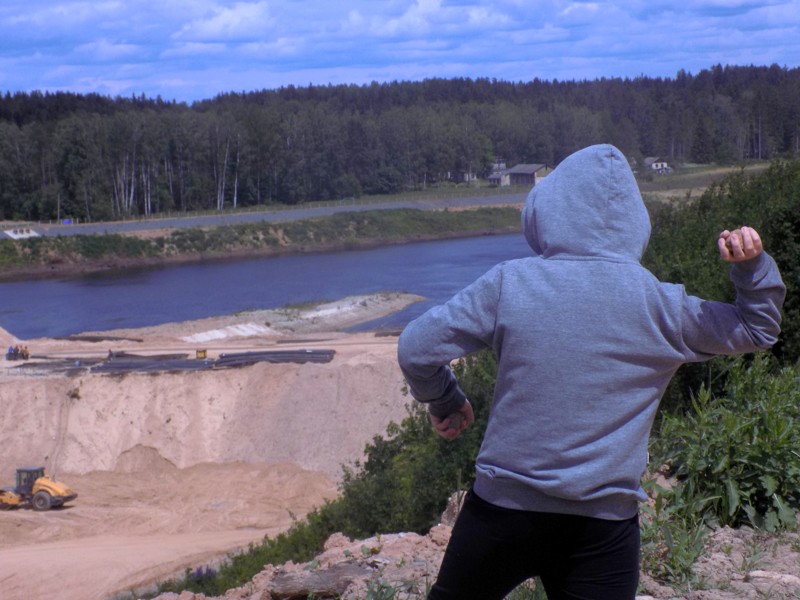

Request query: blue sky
[{"left": 1, "top": 0, "right": 799, "bottom": 103}]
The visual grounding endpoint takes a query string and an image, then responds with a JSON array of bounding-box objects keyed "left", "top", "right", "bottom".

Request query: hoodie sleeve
[
  {"left": 397, "top": 264, "right": 502, "bottom": 417},
  {"left": 680, "top": 252, "right": 785, "bottom": 359}
]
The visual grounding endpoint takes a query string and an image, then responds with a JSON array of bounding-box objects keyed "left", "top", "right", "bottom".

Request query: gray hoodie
[{"left": 397, "top": 144, "right": 785, "bottom": 520}]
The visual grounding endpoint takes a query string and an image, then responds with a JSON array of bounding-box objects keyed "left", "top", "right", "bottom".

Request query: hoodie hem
[{"left": 473, "top": 470, "right": 640, "bottom": 521}]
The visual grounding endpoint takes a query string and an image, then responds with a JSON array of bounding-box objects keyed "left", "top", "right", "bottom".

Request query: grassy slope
[{"left": 0, "top": 206, "right": 523, "bottom": 281}]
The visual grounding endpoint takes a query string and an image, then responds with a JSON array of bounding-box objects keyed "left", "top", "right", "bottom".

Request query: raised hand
[{"left": 718, "top": 226, "right": 763, "bottom": 263}]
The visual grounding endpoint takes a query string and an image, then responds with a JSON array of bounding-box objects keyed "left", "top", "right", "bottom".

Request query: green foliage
[
  {"left": 640, "top": 479, "right": 710, "bottom": 587},
  {"left": 3, "top": 66, "right": 800, "bottom": 221},
  {"left": 652, "top": 355, "right": 800, "bottom": 532},
  {"left": 0, "top": 233, "right": 158, "bottom": 273},
  {"left": 154, "top": 506, "right": 344, "bottom": 596},
  {"left": 0, "top": 239, "right": 21, "bottom": 267},
  {"left": 275, "top": 207, "right": 519, "bottom": 246},
  {"left": 644, "top": 159, "right": 800, "bottom": 305},
  {"left": 505, "top": 578, "right": 548, "bottom": 599},
  {"left": 756, "top": 160, "right": 800, "bottom": 362},
  {"left": 335, "top": 351, "right": 497, "bottom": 537},
  {"left": 72, "top": 234, "right": 154, "bottom": 259},
  {"left": 643, "top": 157, "right": 800, "bottom": 412}
]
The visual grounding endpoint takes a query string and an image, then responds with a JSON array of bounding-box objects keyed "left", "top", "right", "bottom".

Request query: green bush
[
  {"left": 335, "top": 350, "right": 496, "bottom": 537},
  {"left": 74, "top": 234, "right": 153, "bottom": 259},
  {"left": 643, "top": 158, "right": 800, "bottom": 413},
  {"left": 0, "top": 239, "right": 21, "bottom": 266},
  {"left": 651, "top": 354, "right": 800, "bottom": 532}
]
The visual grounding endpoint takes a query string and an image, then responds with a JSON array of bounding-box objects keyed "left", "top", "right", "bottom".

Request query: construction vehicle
[{"left": 0, "top": 467, "right": 77, "bottom": 511}]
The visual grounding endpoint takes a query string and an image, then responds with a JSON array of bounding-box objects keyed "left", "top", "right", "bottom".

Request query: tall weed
[
  {"left": 640, "top": 479, "right": 710, "bottom": 586},
  {"left": 652, "top": 354, "right": 800, "bottom": 531}
]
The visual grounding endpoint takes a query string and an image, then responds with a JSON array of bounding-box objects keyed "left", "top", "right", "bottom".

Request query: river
[{"left": 0, "top": 234, "right": 532, "bottom": 339}]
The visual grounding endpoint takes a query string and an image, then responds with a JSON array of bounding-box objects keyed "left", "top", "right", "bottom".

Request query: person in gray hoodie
[{"left": 397, "top": 143, "right": 785, "bottom": 599}]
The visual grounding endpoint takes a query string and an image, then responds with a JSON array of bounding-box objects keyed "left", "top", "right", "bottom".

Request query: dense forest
[{"left": 1, "top": 64, "right": 799, "bottom": 222}]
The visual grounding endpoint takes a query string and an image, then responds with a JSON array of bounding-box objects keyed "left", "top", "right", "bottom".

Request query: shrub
[
  {"left": 651, "top": 354, "right": 800, "bottom": 532},
  {"left": 335, "top": 350, "right": 496, "bottom": 537},
  {"left": 0, "top": 239, "right": 20, "bottom": 267}
]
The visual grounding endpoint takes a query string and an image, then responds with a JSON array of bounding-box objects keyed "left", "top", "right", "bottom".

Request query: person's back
[
  {"left": 397, "top": 143, "right": 785, "bottom": 599},
  {"left": 471, "top": 254, "right": 695, "bottom": 518}
]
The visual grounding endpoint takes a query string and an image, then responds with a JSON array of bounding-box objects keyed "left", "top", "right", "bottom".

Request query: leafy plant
[
  {"left": 652, "top": 354, "right": 800, "bottom": 532},
  {"left": 639, "top": 479, "right": 710, "bottom": 587}
]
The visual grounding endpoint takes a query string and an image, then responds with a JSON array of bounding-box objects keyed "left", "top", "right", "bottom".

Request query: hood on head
[{"left": 521, "top": 144, "right": 650, "bottom": 262}]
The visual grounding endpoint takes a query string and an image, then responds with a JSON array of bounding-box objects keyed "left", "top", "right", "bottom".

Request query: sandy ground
[{"left": 0, "top": 292, "right": 424, "bottom": 600}]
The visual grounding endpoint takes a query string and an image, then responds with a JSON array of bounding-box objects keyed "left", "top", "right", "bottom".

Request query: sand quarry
[{"left": 0, "top": 293, "right": 422, "bottom": 600}]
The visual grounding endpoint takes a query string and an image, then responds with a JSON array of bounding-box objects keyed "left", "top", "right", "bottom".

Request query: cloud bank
[{"left": 0, "top": 0, "right": 798, "bottom": 102}]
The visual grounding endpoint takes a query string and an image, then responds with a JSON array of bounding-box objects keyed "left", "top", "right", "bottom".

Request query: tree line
[{"left": 1, "top": 64, "right": 799, "bottom": 222}]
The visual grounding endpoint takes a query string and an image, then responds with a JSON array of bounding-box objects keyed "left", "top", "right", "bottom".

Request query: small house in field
[
  {"left": 489, "top": 163, "right": 551, "bottom": 187},
  {"left": 644, "top": 157, "right": 671, "bottom": 174}
]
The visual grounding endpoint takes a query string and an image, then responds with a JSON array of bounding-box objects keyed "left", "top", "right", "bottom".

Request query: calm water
[{"left": 0, "top": 234, "right": 532, "bottom": 339}]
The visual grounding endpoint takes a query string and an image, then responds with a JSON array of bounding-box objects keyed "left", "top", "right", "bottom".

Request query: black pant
[{"left": 429, "top": 487, "right": 640, "bottom": 600}]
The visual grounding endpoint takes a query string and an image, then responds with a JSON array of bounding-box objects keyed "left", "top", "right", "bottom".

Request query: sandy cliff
[{"left": 1, "top": 344, "right": 409, "bottom": 480}]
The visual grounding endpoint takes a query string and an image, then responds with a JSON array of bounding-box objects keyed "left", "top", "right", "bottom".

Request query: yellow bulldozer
[{"left": 0, "top": 467, "right": 77, "bottom": 511}]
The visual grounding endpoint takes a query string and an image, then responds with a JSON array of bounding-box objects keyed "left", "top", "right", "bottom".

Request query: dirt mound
[{"left": 114, "top": 444, "right": 178, "bottom": 473}]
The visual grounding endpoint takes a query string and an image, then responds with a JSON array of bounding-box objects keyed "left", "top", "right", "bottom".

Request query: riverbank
[{"left": 0, "top": 206, "right": 522, "bottom": 282}]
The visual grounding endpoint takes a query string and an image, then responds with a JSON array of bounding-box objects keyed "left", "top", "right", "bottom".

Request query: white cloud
[
  {"left": 509, "top": 23, "right": 571, "bottom": 45},
  {"left": 5, "top": 1, "right": 125, "bottom": 33},
  {"left": 377, "top": 0, "right": 446, "bottom": 36},
  {"left": 174, "top": 1, "right": 274, "bottom": 41},
  {"left": 74, "top": 39, "right": 140, "bottom": 61},
  {"left": 0, "top": 0, "right": 798, "bottom": 102},
  {"left": 467, "top": 6, "right": 511, "bottom": 26},
  {"left": 240, "top": 38, "right": 304, "bottom": 57},
  {"left": 345, "top": 9, "right": 365, "bottom": 28},
  {"left": 559, "top": 2, "right": 600, "bottom": 17},
  {"left": 161, "top": 42, "right": 228, "bottom": 58}
]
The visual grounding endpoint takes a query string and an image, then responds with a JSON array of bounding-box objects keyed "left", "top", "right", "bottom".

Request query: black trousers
[{"left": 429, "top": 487, "right": 640, "bottom": 600}]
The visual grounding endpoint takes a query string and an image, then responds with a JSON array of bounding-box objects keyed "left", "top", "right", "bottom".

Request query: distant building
[
  {"left": 644, "top": 157, "right": 671, "bottom": 174},
  {"left": 489, "top": 163, "right": 551, "bottom": 187}
]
